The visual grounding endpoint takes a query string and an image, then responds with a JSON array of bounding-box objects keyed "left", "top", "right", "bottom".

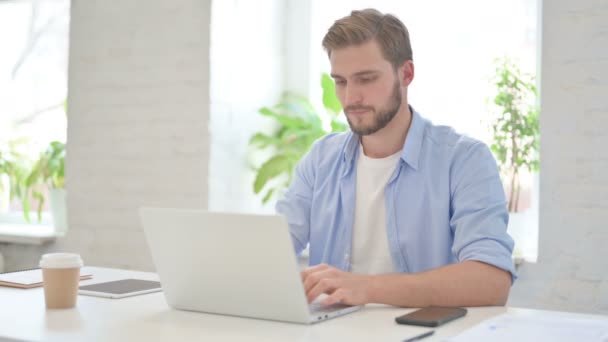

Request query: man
[{"left": 276, "top": 9, "right": 515, "bottom": 308}]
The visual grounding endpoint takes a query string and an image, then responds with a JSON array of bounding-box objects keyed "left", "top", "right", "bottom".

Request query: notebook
[{"left": 0, "top": 268, "right": 93, "bottom": 289}]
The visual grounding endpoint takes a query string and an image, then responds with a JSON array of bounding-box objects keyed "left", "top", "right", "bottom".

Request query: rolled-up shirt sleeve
[
  {"left": 275, "top": 146, "right": 317, "bottom": 256},
  {"left": 449, "top": 141, "right": 517, "bottom": 281}
]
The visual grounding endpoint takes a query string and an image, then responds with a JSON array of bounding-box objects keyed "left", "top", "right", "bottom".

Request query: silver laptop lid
[{"left": 139, "top": 208, "right": 312, "bottom": 324}]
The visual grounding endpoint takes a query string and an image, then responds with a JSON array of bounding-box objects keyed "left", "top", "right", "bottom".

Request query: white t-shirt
[{"left": 350, "top": 144, "right": 401, "bottom": 275}]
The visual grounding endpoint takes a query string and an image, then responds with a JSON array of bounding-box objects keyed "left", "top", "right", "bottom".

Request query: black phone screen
[{"left": 395, "top": 306, "right": 467, "bottom": 327}]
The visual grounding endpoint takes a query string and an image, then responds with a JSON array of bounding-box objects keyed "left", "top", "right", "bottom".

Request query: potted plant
[
  {"left": 488, "top": 57, "right": 539, "bottom": 257},
  {"left": 249, "top": 73, "right": 347, "bottom": 204},
  {"left": 0, "top": 139, "right": 30, "bottom": 214},
  {"left": 21, "top": 141, "right": 67, "bottom": 234}
]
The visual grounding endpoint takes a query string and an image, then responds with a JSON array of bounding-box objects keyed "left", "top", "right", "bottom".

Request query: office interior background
[{"left": 0, "top": 0, "right": 606, "bottom": 315}]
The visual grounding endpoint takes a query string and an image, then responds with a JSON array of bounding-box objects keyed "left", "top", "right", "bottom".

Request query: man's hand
[{"left": 301, "top": 263, "right": 372, "bottom": 306}]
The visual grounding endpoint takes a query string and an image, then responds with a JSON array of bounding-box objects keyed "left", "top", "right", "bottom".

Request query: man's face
[{"left": 329, "top": 40, "right": 406, "bottom": 136}]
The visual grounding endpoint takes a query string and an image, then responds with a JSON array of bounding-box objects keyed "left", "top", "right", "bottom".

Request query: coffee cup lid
[{"left": 39, "top": 253, "right": 83, "bottom": 269}]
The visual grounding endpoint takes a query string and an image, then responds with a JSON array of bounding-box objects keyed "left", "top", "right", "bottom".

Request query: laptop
[{"left": 138, "top": 207, "right": 361, "bottom": 324}]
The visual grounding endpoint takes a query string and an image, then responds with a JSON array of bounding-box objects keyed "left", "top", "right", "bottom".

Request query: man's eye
[
  {"left": 360, "top": 77, "right": 375, "bottom": 83},
  {"left": 335, "top": 80, "right": 346, "bottom": 86}
]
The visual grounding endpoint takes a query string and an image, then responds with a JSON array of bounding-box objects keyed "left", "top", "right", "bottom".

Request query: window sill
[
  {"left": 0, "top": 224, "right": 58, "bottom": 245},
  {"left": 0, "top": 212, "right": 57, "bottom": 245}
]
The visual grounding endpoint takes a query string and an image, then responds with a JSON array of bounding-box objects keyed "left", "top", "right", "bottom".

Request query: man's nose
[{"left": 343, "top": 84, "right": 363, "bottom": 107}]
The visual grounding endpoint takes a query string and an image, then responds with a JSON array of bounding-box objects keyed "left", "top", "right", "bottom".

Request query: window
[{"left": 0, "top": 0, "right": 69, "bottom": 222}]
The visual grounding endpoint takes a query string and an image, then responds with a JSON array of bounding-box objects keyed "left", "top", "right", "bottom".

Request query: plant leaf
[
  {"left": 249, "top": 133, "right": 278, "bottom": 148},
  {"left": 33, "top": 190, "right": 44, "bottom": 223},
  {"left": 253, "top": 155, "right": 291, "bottom": 194},
  {"left": 259, "top": 107, "right": 308, "bottom": 129},
  {"left": 262, "top": 188, "right": 275, "bottom": 204},
  {"left": 330, "top": 119, "right": 348, "bottom": 132},
  {"left": 321, "top": 73, "right": 342, "bottom": 115}
]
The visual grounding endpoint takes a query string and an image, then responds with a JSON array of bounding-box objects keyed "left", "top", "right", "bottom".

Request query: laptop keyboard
[{"left": 309, "top": 301, "right": 352, "bottom": 314}]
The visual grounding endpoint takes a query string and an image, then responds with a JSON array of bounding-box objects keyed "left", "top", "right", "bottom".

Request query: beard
[{"left": 345, "top": 80, "right": 402, "bottom": 136}]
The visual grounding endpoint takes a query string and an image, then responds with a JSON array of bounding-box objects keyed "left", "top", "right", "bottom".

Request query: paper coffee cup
[{"left": 39, "top": 253, "right": 83, "bottom": 309}]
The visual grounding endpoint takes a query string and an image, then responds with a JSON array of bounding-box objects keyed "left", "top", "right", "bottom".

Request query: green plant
[
  {"left": 21, "top": 141, "right": 65, "bottom": 222},
  {"left": 0, "top": 144, "right": 16, "bottom": 193},
  {"left": 0, "top": 139, "right": 30, "bottom": 201},
  {"left": 489, "top": 57, "right": 539, "bottom": 212},
  {"left": 250, "top": 73, "right": 348, "bottom": 203}
]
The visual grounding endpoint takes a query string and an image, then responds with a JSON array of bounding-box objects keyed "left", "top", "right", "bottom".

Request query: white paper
[
  {"left": 447, "top": 311, "right": 608, "bottom": 342},
  {"left": 0, "top": 268, "right": 92, "bottom": 286}
]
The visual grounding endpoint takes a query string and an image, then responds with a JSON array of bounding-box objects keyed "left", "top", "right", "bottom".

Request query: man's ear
[{"left": 399, "top": 60, "right": 415, "bottom": 86}]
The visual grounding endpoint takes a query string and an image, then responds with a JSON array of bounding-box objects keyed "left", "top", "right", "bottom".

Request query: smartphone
[{"left": 395, "top": 306, "right": 467, "bottom": 327}]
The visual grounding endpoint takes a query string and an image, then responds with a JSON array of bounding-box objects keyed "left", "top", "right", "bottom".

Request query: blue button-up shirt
[{"left": 276, "top": 109, "right": 516, "bottom": 280}]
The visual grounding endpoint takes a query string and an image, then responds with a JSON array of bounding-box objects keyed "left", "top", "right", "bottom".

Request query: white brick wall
[
  {"left": 66, "top": 0, "right": 211, "bottom": 270},
  {"left": 509, "top": 0, "right": 608, "bottom": 314}
]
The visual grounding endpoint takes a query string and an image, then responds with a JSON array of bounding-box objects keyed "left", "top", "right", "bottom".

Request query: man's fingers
[
  {"left": 321, "top": 288, "right": 346, "bottom": 306},
  {"left": 300, "top": 263, "right": 329, "bottom": 281},
  {"left": 306, "top": 277, "right": 337, "bottom": 303},
  {"left": 303, "top": 268, "right": 334, "bottom": 293}
]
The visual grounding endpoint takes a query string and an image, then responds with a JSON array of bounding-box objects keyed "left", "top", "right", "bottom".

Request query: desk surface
[{"left": 0, "top": 267, "right": 604, "bottom": 342}]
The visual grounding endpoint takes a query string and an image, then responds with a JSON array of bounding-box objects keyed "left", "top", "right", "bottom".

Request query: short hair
[{"left": 322, "top": 8, "right": 413, "bottom": 69}]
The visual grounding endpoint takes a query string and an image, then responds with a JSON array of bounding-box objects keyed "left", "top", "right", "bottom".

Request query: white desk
[{"left": 0, "top": 267, "right": 604, "bottom": 342}]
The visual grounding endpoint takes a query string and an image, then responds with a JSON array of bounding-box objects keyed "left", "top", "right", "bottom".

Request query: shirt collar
[
  {"left": 400, "top": 108, "right": 425, "bottom": 171},
  {"left": 342, "top": 106, "right": 426, "bottom": 172}
]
